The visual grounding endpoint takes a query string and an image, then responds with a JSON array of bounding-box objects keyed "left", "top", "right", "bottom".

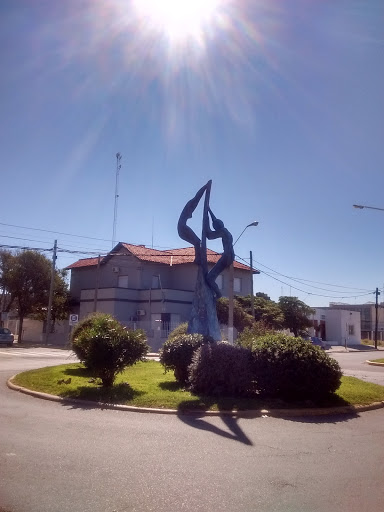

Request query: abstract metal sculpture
[{"left": 178, "top": 180, "right": 235, "bottom": 340}]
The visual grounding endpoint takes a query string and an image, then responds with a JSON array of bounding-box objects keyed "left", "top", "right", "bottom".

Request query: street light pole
[
  {"left": 353, "top": 204, "right": 384, "bottom": 212},
  {"left": 228, "top": 221, "right": 259, "bottom": 343}
]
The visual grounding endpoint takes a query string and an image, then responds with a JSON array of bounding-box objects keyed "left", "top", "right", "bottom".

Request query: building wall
[
  {"left": 312, "top": 308, "right": 361, "bottom": 345},
  {"left": 329, "top": 303, "right": 384, "bottom": 340}
]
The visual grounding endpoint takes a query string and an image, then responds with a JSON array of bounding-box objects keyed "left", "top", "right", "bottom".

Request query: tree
[
  {"left": 255, "top": 292, "right": 271, "bottom": 300},
  {"left": 278, "top": 296, "right": 315, "bottom": 337},
  {"left": 236, "top": 295, "right": 284, "bottom": 330},
  {"left": 71, "top": 313, "right": 149, "bottom": 387},
  {"left": 0, "top": 250, "right": 14, "bottom": 316},
  {"left": 32, "top": 269, "right": 71, "bottom": 328},
  {"left": 216, "top": 297, "right": 254, "bottom": 332},
  {"left": 1, "top": 250, "right": 70, "bottom": 341}
]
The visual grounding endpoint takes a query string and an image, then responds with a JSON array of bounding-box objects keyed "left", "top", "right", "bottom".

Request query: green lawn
[
  {"left": 11, "top": 361, "right": 384, "bottom": 412},
  {"left": 368, "top": 358, "right": 384, "bottom": 364}
]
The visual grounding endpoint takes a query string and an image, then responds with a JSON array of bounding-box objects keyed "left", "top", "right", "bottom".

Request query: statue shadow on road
[{"left": 176, "top": 399, "right": 259, "bottom": 446}]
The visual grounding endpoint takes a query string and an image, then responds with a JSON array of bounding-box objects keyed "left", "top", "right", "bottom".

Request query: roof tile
[{"left": 66, "top": 243, "right": 258, "bottom": 273}]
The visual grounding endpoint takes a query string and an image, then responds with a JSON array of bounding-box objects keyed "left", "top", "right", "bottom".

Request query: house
[
  {"left": 328, "top": 302, "right": 384, "bottom": 341},
  {"left": 309, "top": 307, "right": 361, "bottom": 346},
  {"left": 66, "top": 242, "right": 258, "bottom": 350}
]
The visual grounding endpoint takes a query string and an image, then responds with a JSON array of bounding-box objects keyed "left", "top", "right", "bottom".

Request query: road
[
  {"left": 1, "top": 347, "right": 384, "bottom": 512},
  {"left": 331, "top": 350, "right": 384, "bottom": 386}
]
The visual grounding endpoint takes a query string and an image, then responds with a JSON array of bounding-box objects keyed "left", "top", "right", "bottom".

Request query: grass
[
  {"left": 368, "top": 358, "right": 384, "bottom": 364},
  {"left": 362, "top": 338, "right": 384, "bottom": 347},
  {"left": 11, "top": 361, "right": 384, "bottom": 412}
]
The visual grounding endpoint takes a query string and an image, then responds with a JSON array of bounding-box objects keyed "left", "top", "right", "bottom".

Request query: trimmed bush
[
  {"left": 188, "top": 342, "right": 254, "bottom": 397},
  {"left": 166, "top": 322, "right": 188, "bottom": 342},
  {"left": 236, "top": 322, "right": 274, "bottom": 350},
  {"left": 159, "top": 333, "right": 206, "bottom": 384},
  {"left": 251, "top": 334, "right": 342, "bottom": 400},
  {"left": 71, "top": 313, "right": 149, "bottom": 387}
]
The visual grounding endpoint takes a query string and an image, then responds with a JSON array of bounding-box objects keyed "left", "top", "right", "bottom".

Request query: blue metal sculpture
[{"left": 178, "top": 180, "right": 234, "bottom": 340}]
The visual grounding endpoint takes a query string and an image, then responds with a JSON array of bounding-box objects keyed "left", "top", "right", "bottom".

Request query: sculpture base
[{"left": 187, "top": 267, "right": 221, "bottom": 341}]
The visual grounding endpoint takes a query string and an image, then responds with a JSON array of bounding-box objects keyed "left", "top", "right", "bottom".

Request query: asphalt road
[{"left": 1, "top": 347, "right": 384, "bottom": 512}]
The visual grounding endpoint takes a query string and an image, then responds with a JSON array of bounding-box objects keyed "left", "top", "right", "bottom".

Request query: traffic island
[{"left": 7, "top": 361, "right": 384, "bottom": 418}]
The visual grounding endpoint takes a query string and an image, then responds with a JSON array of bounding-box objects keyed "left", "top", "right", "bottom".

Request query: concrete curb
[
  {"left": 366, "top": 360, "right": 384, "bottom": 367},
  {"left": 7, "top": 376, "right": 384, "bottom": 418}
]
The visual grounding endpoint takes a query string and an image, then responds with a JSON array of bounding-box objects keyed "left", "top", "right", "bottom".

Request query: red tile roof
[
  {"left": 66, "top": 243, "right": 258, "bottom": 273},
  {"left": 66, "top": 257, "right": 100, "bottom": 269}
]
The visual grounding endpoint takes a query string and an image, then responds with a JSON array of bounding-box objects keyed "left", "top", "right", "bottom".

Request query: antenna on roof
[{"left": 112, "top": 153, "right": 122, "bottom": 248}]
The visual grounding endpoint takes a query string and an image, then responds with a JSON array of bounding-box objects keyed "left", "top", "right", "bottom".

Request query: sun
[{"left": 132, "top": 0, "right": 222, "bottom": 44}]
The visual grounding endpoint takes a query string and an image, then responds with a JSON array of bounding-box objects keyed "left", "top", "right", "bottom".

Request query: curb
[
  {"left": 7, "top": 376, "right": 384, "bottom": 418},
  {"left": 366, "top": 360, "right": 384, "bottom": 367}
]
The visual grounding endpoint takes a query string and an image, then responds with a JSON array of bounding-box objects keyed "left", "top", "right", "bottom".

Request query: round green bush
[
  {"left": 72, "top": 313, "right": 149, "bottom": 387},
  {"left": 251, "top": 334, "right": 342, "bottom": 400},
  {"left": 159, "top": 333, "right": 206, "bottom": 384},
  {"left": 188, "top": 342, "right": 254, "bottom": 397},
  {"left": 166, "top": 322, "right": 188, "bottom": 342}
]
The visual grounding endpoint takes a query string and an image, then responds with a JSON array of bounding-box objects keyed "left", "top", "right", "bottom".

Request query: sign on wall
[{"left": 69, "top": 314, "right": 79, "bottom": 326}]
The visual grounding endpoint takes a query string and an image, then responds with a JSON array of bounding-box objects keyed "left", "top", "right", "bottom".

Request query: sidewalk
[{"left": 326, "top": 344, "right": 384, "bottom": 353}]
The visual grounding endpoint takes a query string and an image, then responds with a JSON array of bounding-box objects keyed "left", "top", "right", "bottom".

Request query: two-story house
[{"left": 67, "top": 242, "right": 258, "bottom": 350}]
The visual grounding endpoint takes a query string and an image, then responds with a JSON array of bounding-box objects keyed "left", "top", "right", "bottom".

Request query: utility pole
[
  {"left": 375, "top": 287, "right": 380, "bottom": 349},
  {"left": 250, "top": 250, "right": 255, "bottom": 320},
  {"left": 44, "top": 239, "right": 57, "bottom": 345}
]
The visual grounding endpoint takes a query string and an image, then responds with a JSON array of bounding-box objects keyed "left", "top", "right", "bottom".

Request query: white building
[{"left": 310, "top": 308, "right": 361, "bottom": 346}]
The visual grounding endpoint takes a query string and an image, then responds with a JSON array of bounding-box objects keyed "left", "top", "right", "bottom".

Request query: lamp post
[
  {"left": 353, "top": 204, "right": 384, "bottom": 212},
  {"left": 228, "top": 221, "right": 259, "bottom": 343}
]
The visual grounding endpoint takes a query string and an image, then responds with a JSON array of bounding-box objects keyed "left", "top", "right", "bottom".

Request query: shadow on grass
[
  {"left": 158, "top": 381, "right": 185, "bottom": 392},
  {"left": 63, "top": 367, "right": 93, "bottom": 378},
  {"left": 59, "top": 382, "right": 145, "bottom": 404}
]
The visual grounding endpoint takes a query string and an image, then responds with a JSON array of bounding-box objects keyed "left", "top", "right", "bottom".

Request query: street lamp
[
  {"left": 353, "top": 204, "right": 384, "bottom": 212},
  {"left": 233, "top": 221, "right": 259, "bottom": 246},
  {"left": 228, "top": 221, "right": 259, "bottom": 344}
]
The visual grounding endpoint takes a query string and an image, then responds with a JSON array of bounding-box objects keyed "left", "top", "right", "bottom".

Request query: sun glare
[{"left": 133, "top": 0, "right": 222, "bottom": 43}]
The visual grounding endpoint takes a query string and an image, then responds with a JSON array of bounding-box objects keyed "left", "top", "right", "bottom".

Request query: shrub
[
  {"left": 236, "top": 322, "right": 275, "bottom": 350},
  {"left": 251, "top": 334, "right": 342, "bottom": 400},
  {"left": 166, "top": 322, "right": 188, "bottom": 342},
  {"left": 188, "top": 342, "right": 254, "bottom": 397},
  {"left": 70, "top": 313, "right": 102, "bottom": 359},
  {"left": 71, "top": 313, "right": 149, "bottom": 387},
  {"left": 159, "top": 333, "right": 206, "bottom": 384}
]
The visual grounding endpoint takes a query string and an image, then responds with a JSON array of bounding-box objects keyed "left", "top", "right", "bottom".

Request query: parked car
[
  {"left": 310, "top": 336, "right": 327, "bottom": 350},
  {"left": 0, "top": 327, "right": 14, "bottom": 346}
]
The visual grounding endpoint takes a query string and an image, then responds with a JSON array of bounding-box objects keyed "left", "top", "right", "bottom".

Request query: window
[
  {"left": 348, "top": 325, "right": 355, "bottom": 336},
  {"left": 234, "top": 277, "right": 241, "bottom": 293},
  {"left": 118, "top": 275, "right": 129, "bottom": 288},
  {"left": 215, "top": 275, "right": 223, "bottom": 290},
  {"left": 152, "top": 275, "right": 160, "bottom": 289}
]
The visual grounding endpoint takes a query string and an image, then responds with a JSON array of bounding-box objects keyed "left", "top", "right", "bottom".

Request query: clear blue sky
[{"left": 1, "top": 0, "right": 383, "bottom": 307}]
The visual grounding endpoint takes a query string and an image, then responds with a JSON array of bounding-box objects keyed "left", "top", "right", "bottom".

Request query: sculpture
[{"left": 178, "top": 180, "right": 235, "bottom": 340}]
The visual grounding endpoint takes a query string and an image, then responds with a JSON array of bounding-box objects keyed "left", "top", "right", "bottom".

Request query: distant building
[
  {"left": 66, "top": 242, "right": 258, "bottom": 350},
  {"left": 328, "top": 302, "right": 384, "bottom": 341},
  {"left": 309, "top": 307, "right": 361, "bottom": 346}
]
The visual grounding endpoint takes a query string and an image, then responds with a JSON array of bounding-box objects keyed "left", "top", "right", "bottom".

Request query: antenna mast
[{"left": 112, "top": 152, "right": 122, "bottom": 248}]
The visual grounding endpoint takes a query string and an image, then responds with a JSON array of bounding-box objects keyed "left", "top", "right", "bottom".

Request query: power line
[
  {"left": 242, "top": 255, "right": 372, "bottom": 293},
  {"left": 235, "top": 253, "right": 375, "bottom": 300}
]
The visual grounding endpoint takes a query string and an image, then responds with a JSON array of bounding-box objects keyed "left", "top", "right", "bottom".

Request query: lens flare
[{"left": 133, "top": 0, "right": 221, "bottom": 44}]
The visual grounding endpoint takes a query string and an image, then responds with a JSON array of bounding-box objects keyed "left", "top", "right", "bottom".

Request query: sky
[{"left": 1, "top": 0, "right": 383, "bottom": 308}]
